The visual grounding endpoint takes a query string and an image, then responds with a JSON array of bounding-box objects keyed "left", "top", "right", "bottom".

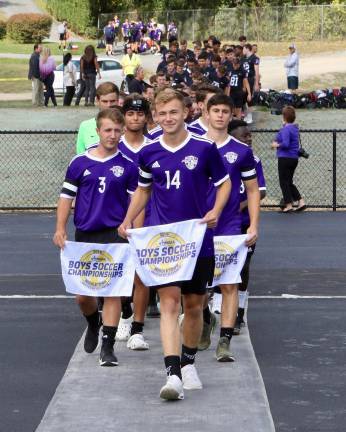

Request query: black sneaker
[
  {"left": 99, "top": 338, "right": 118, "bottom": 367},
  {"left": 84, "top": 323, "right": 101, "bottom": 353},
  {"left": 233, "top": 320, "right": 241, "bottom": 336},
  {"left": 147, "top": 303, "right": 160, "bottom": 318}
]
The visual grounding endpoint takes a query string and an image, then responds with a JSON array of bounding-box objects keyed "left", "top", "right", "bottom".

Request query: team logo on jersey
[
  {"left": 137, "top": 232, "right": 197, "bottom": 277},
  {"left": 213, "top": 240, "right": 238, "bottom": 281},
  {"left": 224, "top": 152, "right": 238, "bottom": 164},
  {"left": 182, "top": 155, "right": 198, "bottom": 170},
  {"left": 152, "top": 161, "right": 160, "bottom": 168},
  {"left": 110, "top": 165, "right": 124, "bottom": 177},
  {"left": 83, "top": 169, "right": 91, "bottom": 177}
]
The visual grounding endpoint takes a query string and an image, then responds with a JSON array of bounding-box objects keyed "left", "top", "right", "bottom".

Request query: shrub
[
  {"left": 0, "top": 20, "right": 6, "bottom": 40},
  {"left": 83, "top": 26, "right": 99, "bottom": 39},
  {"left": 7, "top": 13, "right": 52, "bottom": 43}
]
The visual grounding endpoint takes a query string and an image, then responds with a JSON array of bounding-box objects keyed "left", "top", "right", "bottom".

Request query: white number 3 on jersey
[
  {"left": 165, "top": 170, "right": 181, "bottom": 189},
  {"left": 98, "top": 177, "right": 106, "bottom": 193}
]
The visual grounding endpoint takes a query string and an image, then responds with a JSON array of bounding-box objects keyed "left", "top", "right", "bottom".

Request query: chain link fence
[
  {"left": 0, "top": 129, "right": 344, "bottom": 210},
  {"left": 99, "top": 5, "right": 346, "bottom": 42}
]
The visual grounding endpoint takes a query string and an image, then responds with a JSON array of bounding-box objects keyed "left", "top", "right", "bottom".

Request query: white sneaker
[
  {"left": 245, "top": 112, "right": 253, "bottom": 124},
  {"left": 127, "top": 333, "right": 149, "bottom": 350},
  {"left": 212, "top": 293, "right": 222, "bottom": 314},
  {"left": 181, "top": 364, "right": 203, "bottom": 390},
  {"left": 159, "top": 375, "right": 184, "bottom": 400},
  {"left": 116, "top": 315, "right": 133, "bottom": 341}
]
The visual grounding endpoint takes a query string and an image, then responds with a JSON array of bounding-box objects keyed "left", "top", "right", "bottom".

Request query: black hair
[
  {"left": 228, "top": 119, "right": 248, "bottom": 133},
  {"left": 207, "top": 93, "right": 233, "bottom": 111},
  {"left": 63, "top": 53, "right": 72, "bottom": 66}
]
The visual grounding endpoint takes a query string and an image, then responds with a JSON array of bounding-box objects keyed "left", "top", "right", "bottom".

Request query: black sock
[
  {"left": 181, "top": 344, "right": 198, "bottom": 368},
  {"left": 149, "top": 288, "right": 157, "bottom": 306},
  {"left": 130, "top": 321, "right": 144, "bottom": 336},
  {"left": 238, "top": 307, "right": 245, "bottom": 322},
  {"left": 220, "top": 327, "right": 233, "bottom": 341},
  {"left": 164, "top": 355, "right": 182, "bottom": 379},
  {"left": 102, "top": 325, "right": 117, "bottom": 342},
  {"left": 84, "top": 309, "right": 99, "bottom": 328},
  {"left": 122, "top": 299, "right": 133, "bottom": 319},
  {"left": 203, "top": 306, "right": 211, "bottom": 325}
]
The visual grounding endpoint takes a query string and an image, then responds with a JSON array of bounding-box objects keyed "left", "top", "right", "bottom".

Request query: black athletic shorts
[
  {"left": 106, "top": 37, "right": 114, "bottom": 45},
  {"left": 231, "top": 90, "right": 245, "bottom": 108},
  {"left": 75, "top": 227, "right": 128, "bottom": 244},
  {"left": 59, "top": 33, "right": 66, "bottom": 41},
  {"left": 153, "top": 256, "right": 215, "bottom": 296}
]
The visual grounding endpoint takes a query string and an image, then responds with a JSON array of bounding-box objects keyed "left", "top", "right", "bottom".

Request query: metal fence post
[
  {"left": 321, "top": 5, "right": 324, "bottom": 40},
  {"left": 244, "top": 7, "right": 247, "bottom": 36},
  {"left": 333, "top": 130, "right": 337, "bottom": 211},
  {"left": 276, "top": 8, "right": 279, "bottom": 42},
  {"left": 192, "top": 9, "right": 195, "bottom": 42}
]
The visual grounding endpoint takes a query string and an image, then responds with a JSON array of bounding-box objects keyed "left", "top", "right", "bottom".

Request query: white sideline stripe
[
  {"left": 0, "top": 295, "right": 73, "bottom": 299},
  {"left": 1, "top": 294, "right": 345, "bottom": 300},
  {"left": 0, "top": 273, "right": 60, "bottom": 276}
]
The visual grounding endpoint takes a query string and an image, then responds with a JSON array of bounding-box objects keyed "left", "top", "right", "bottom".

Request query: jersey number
[
  {"left": 98, "top": 177, "right": 106, "bottom": 193},
  {"left": 165, "top": 170, "right": 181, "bottom": 190},
  {"left": 230, "top": 75, "right": 239, "bottom": 87}
]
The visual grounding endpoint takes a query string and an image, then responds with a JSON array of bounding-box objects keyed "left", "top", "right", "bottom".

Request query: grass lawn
[
  {"left": 0, "top": 39, "right": 106, "bottom": 56},
  {"left": 0, "top": 58, "right": 31, "bottom": 93},
  {"left": 299, "top": 72, "right": 346, "bottom": 91}
]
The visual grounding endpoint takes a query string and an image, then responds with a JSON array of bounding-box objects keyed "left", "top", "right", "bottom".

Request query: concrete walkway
[{"left": 35, "top": 318, "right": 275, "bottom": 432}]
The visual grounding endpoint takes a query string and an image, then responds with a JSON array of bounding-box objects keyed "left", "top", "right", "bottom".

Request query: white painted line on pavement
[
  {"left": 0, "top": 295, "right": 73, "bottom": 299},
  {"left": 251, "top": 295, "right": 346, "bottom": 299}
]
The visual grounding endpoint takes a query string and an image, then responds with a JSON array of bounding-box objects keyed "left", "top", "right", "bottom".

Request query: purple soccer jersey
[
  {"left": 118, "top": 135, "right": 151, "bottom": 164},
  {"left": 146, "top": 123, "right": 204, "bottom": 140},
  {"left": 138, "top": 132, "right": 229, "bottom": 257},
  {"left": 118, "top": 135, "right": 152, "bottom": 226},
  {"left": 61, "top": 150, "right": 138, "bottom": 232},
  {"left": 188, "top": 118, "right": 208, "bottom": 135},
  {"left": 210, "top": 135, "right": 257, "bottom": 235},
  {"left": 240, "top": 155, "right": 266, "bottom": 227}
]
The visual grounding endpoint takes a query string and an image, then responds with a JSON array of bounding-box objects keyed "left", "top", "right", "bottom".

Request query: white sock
[{"left": 238, "top": 290, "right": 249, "bottom": 309}]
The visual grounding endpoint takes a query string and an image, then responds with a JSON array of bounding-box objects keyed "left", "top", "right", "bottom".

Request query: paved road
[{"left": 0, "top": 212, "right": 345, "bottom": 431}]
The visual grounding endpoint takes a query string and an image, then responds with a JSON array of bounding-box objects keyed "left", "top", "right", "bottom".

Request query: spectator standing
[
  {"left": 128, "top": 66, "right": 146, "bottom": 94},
  {"left": 63, "top": 53, "right": 77, "bottom": 106},
  {"left": 284, "top": 43, "right": 299, "bottom": 91},
  {"left": 39, "top": 47, "right": 57, "bottom": 107},
  {"left": 76, "top": 45, "right": 101, "bottom": 106},
  {"left": 121, "top": 44, "right": 141, "bottom": 91},
  {"left": 58, "top": 21, "right": 67, "bottom": 50},
  {"left": 271, "top": 106, "right": 306, "bottom": 213},
  {"left": 28, "top": 44, "right": 44, "bottom": 107},
  {"left": 104, "top": 21, "right": 115, "bottom": 56}
]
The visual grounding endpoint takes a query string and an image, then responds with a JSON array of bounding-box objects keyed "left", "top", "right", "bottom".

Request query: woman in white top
[{"left": 63, "top": 53, "right": 77, "bottom": 106}]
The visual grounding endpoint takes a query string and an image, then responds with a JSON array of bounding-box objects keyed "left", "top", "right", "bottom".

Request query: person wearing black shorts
[
  {"left": 229, "top": 57, "right": 251, "bottom": 119},
  {"left": 53, "top": 109, "right": 138, "bottom": 367},
  {"left": 242, "top": 44, "right": 260, "bottom": 124},
  {"left": 119, "top": 89, "right": 230, "bottom": 400}
]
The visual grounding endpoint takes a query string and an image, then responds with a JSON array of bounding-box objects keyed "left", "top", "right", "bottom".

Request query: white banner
[
  {"left": 127, "top": 219, "right": 207, "bottom": 287},
  {"left": 61, "top": 241, "right": 135, "bottom": 297},
  {"left": 212, "top": 235, "right": 248, "bottom": 286}
]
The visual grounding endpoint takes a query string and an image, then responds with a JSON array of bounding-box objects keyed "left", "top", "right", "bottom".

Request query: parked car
[{"left": 53, "top": 56, "right": 124, "bottom": 95}]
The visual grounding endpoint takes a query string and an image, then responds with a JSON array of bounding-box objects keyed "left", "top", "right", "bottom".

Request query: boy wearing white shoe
[{"left": 119, "top": 89, "right": 230, "bottom": 400}]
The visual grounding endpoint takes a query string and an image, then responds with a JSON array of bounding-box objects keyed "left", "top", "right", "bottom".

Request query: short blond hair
[{"left": 154, "top": 88, "right": 185, "bottom": 109}]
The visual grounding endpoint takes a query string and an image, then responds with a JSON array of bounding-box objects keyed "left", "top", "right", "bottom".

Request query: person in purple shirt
[
  {"left": 118, "top": 94, "right": 161, "bottom": 343},
  {"left": 121, "top": 19, "right": 130, "bottom": 42},
  {"left": 271, "top": 106, "right": 306, "bottom": 213},
  {"left": 53, "top": 109, "right": 137, "bottom": 368},
  {"left": 205, "top": 95, "right": 260, "bottom": 362},
  {"left": 119, "top": 88, "right": 231, "bottom": 401},
  {"left": 235, "top": 122, "right": 266, "bottom": 335}
]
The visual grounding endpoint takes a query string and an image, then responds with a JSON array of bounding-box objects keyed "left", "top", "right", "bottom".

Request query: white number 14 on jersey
[{"left": 165, "top": 170, "right": 181, "bottom": 189}]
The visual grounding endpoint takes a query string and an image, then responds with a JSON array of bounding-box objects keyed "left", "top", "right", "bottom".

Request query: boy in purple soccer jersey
[
  {"left": 117, "top": 94, "right": 158, "bottom": 347},
  {"left": 53, "top": 109, "right": 138, "bottom": 367},
  {"left": 205, "top": 94, "right": 260, "bottom": 362},
  {"left": 233, "top": 120, "right": 266, "bottom": 334},
  {"left": 119, "top": 88, "right": 231, "bottom": 401}
]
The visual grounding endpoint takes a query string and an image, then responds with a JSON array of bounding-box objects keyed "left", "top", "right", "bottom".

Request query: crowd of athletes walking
[{"left": 51, "top": 24, "right": 305, "bottom": 400}]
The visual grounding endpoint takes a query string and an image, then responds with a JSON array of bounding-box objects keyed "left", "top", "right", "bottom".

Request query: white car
[{"left": 53, "top": 56, "right": 124, "bottom": 95}]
